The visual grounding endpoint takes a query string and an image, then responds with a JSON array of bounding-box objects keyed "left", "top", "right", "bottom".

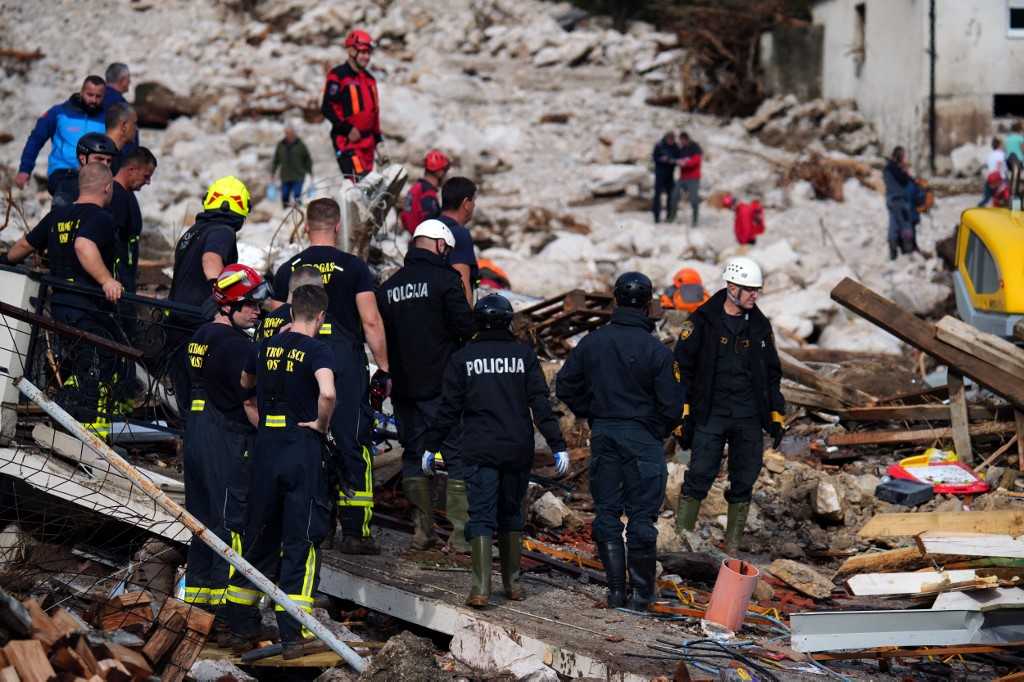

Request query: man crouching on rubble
[
  {"left": 674, "top": 257, "right": 785, "bottom": 554},
  {"left": 557, "top": 272, "right": 682, "bottom": 612},
  {"left": 421, "top": 294, "right": 568, "bottom": 608}
]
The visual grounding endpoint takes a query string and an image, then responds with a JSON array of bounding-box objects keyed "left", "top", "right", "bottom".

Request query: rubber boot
[
  {"left": 675, "top": 496, "right": 702, "bottom": 534},
  {"left": 889, "top": 241, "right": 899, "bottom": 261},
  {"left": 445, "top": 479, "right": 470, "bottom": 554},
  {"left": 596, "top": 541, "right": 627, "bottom": 608},
  {"left": 402, "top": 477, "right": 437, "bottom": 550},
  {"left": 498, "top": 532, "right": 524, "bottom": 601},
  {"left": 724, "top": 501, "right": 751, "bottom": 555},
  {"left": 466, "top": 535, "right": 492, "bottom": 608},
  {"left": 627, "top": 546, "right": 658, "bottom": 612}
]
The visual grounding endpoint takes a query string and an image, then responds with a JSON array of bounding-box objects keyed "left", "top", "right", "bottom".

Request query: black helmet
[
  {"left": 76, "top": 132, "right": 118, "bottom": 159},
  {"left": 613, "top": 271, "right": 653, "bottom": 308},
  {"left": 474, "top": 294, "right": 514, "bottom": 330}
]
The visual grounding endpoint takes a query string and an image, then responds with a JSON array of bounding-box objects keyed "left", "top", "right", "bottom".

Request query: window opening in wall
[
  {"left": 1010, "top": 0, "right": 1024, "bottom": 36},
  {"left": 994, "top": 94, "right": 1024, "bottom": 117}
]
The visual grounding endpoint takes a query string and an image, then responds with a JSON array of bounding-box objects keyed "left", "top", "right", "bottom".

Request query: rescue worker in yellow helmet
[{"left": 166, "top": 176, "right": 251, "bottom": 419}]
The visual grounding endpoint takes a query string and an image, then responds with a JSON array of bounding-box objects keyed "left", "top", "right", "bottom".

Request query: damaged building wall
[
  {"left": 759, "top": 24, "right": 824, "bottom": 102},
  {"left": 814, "top": 0, "right": 1024, "bottom": 170},
  {"left": 813, "top": 0, "right": 927, "bottom": 165}
]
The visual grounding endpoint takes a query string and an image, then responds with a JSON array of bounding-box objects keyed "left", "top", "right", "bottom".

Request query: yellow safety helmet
[{"left": 203, "top": 176, "right": 251, "bottom": 217}]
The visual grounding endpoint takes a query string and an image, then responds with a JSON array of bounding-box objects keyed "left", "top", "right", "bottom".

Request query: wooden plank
[
  {"left": 845, "top": 569, "right": 978, "bottom": 596},
  {"left": 936, "top": 315, "right": 1024, "bottom": 380},
  {"left": 828, "top": 420, "right": 1015, "bottom": 446},
  {"left": 947, "top": 371, "right": 974, "bottom": 465},
  {"left": 782, "top": 385, "right": 845, "bottom": 413},
  {"left": 93, "top": 643, "right": 152, "bottom": 681},
  {"left": 1017, "top": 410, "right": 1024, "bottom": 472},
  {"left": 779, "top": 352, "right": 877, "bottom": 406},
  {"left": 858, "top": 510, "right": 1024, "bottom": 540},
  {"left": 830, "top": 278, "right": 1024, "bottom": 409},
  {"left": 917, "top": 532, "right": 1024, "bottom": 559},
  {"left": 877, "top": 384, "right": 949, "bottom": 405},
  {"left": 976, "top": 436, "right": 1019, "bottom": 472},
  {"left": 0, "top": 666, "right": 18, "bottom": 682},
  {"left": 49, "top": 645, "right": 88, "bottom": 677},
  {"left": 49, "top": 608, "right": 86, "bottom": 640},
  {"left": 75, "top": 637, "right": 100, "bottom": 677},
  {"left": 2, "top": 640, "right": 56, "bottom": 682},
  {"left": 811, "top": 641, "right": 1024, "bottom": 662},
  {"left": 764, "top": 559, "right": 834, "bottom": 600},
  {"left": 142, "top": 604, "right": 187, "bottom": 666},
  {"left": 21, "top": 598, "right": 62, "bottom": 649},
  {"left": 834, "top": 547, "right": 928, "bottom": 578},
  {"left": 160, "top": 629, "right": 209, "bottom": 682},
  {"left": 96, "top": 658, "right": 131, "bottom": 682},
  {"left": 785, "top": 347, "right": 901, "bottom": 364},
  {"left": 837, "top": 404, "right": 992, "bottom": 422}
]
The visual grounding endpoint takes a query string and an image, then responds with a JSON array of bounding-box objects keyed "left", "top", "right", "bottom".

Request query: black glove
[
  {"left": 769, "top": 421, "right": 784, "bottom": 449},
  {"left": 675, "top": 415, "right": 695, "bottom": 450},
  {"left": 0, "top": 253, "right": 10, "bottom": 267},
  {"left": 369, "top": 369, "right": 391, "bottom": 404}
]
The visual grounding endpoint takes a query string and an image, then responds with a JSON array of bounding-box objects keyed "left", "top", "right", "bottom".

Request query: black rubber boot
[
  {"left": 466, "top": 535, "right": 492, "bottom": 608},
  {"left": 627, "top": 546, "right": 658, "bottom": 612},
  {"left": 596, "top": 541, "right": 627, "bottom": 608},
  {"left": 889, "top": 241, "right": 899, "bottom": 261}
]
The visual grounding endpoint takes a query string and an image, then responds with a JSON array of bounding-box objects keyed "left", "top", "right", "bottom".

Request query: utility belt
[{"left": 189, "top": 391, "right": 254, "bottom": 434}]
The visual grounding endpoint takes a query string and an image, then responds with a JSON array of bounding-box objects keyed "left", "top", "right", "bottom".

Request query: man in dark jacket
[
  {"left": 651, "top": 132, "right": 678, "bottom": 223},
  {"left": 15, "top": 75, "right": 107, "bottom": 205},
  {"left": 271, "top": 125, "right": 313, "bottom": 208},
  {"left": 883, "top": 146, "right": 914, "bottom": 261},
  {"left": 422, "top": 294, "right": 567, "bottom": 607},
  {"left": 167, "top": 176, "right": 250, "bottom": 418},
  {"left": 674, "top": 257, "right": 785, "bottom": 554},
  {"left": 556, "top": 272, "right": 682, "bottom": 611},
  {"left": 377, "top": 219, "right": 475, "bottom": 550}
]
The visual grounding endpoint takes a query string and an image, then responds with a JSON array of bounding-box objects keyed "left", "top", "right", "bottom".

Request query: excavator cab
[{"left": 952, "top": 154, "right": 1024, "bottom": 339}]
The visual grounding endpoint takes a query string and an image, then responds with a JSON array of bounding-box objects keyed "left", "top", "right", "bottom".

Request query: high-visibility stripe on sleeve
[
  {"left": 348, "top": 84, "right": 361, "bottom": 115},
  {"left": 191, "top": 399, "right": 206, "bottom": 412}
]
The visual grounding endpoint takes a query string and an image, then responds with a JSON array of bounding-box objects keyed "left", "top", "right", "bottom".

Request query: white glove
[
  {"left": 553, "top": 451, "right": 569, "bottom": 477},
  {"left": 421, "top": 450, "right": 436, "bottom": 476}
]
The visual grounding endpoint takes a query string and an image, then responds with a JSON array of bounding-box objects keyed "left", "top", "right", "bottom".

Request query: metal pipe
[{"left": 16, "top": 377, "right": 367, "bottom": 673}]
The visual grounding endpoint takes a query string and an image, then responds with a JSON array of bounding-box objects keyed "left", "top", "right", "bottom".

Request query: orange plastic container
[{"left": 704, "top": 559, "right": 760, "bottom": 632}]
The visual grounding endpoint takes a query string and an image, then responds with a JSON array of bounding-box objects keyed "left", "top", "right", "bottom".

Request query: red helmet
[
  {"left": 721, "top": 193, "right": 736, "bottom": 209},
  {"left": 344, "top": 30, "right": 374, "bottom": 51},
  {"left": 424, "top": 150, "right": 450, "bottom": 174},
  {"left": 212, "top": 264, "right": 271, "bottom": 306}
]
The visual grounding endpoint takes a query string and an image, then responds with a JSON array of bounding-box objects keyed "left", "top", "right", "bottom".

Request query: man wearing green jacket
[{"left": 271, "top": 124, "right": 313, "bottom": 208}]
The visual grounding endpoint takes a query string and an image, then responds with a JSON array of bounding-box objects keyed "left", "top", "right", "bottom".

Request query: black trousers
[
  {"left": 652, "top": 174, "right": 674, "bottom": 222},
  {"left": 327, "top": 338, "right": 375, "bottom": 538},
  {"left": 47, "top": 169, "right": 78, "bottom": 207},
  {"left": 393, "top": 395, "right": 464, "bottom": 480},
  {"left": 165, "top": 324, "right": 199, "bottom": 421},
  {"left": 589, "top": 419, "right": 666, "bottom": 551},
  {"left": 182, "top": 399, "right": 254, "bottom": 607},
  {"left": 681, "top": 414, "right": 764, "bottom": 503},
  {"left": 464, "top": 462, "right": 529, "bottom": 540},
  {"left": 225, "top": 424, "right": 330, "bottom": 643}
]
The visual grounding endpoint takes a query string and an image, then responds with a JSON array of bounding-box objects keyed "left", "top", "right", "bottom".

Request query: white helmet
[
  {"left": 413, "top": 219, "right": 455, "bottom": 248},
  {"left": 722, "top": 256, "right": 763, "bottom": 288}
]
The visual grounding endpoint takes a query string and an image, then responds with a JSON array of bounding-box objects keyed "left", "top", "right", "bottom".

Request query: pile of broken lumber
[
  {"left": 778, "top": 279, "right": 1024, "bottom": 473},
  {"left": 0, "top": 587, "right": 213, "bottom": 682},
  {"left": 790, "top": 509, "right": 1024, "bottom": 656}
]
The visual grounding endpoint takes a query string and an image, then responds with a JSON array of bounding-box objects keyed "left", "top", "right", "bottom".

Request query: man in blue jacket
[{"left": 15, "top": 75, "right": 107, "bottom": 206}]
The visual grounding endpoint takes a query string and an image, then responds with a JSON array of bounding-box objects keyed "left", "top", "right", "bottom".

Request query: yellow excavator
[{"left": 953, "top": 156, "right": 1024, "bottom": 341}]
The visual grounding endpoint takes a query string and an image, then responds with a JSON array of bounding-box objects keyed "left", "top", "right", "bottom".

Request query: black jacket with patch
[{"left": 673, "top": 288, "right": 785, "bottom": 430}]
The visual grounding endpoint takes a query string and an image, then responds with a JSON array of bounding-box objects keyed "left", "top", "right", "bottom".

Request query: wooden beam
[
  {"left": 811, "top": 642, "right": 1024, "bottom": 662},
  {"left": 1017, "top": 410, "right": 1024, "bottom": 472},
  {"left": 837, "top": 404, "right": 992, "bottom": 422},
  {"left": 779, "top": 352, "right": 877, "bottom": 406},
  {"left": 834, "top": 547, "right": 927, "bottom": 578},
  {"left": 916, "top": 532, "right": 1024, "bottom": 559},
  {"left": 877, "top": 384, "right": 949, "bottom": 405},
  {"left": 782, "top": 385, "right": 845, "bottom": 413},
  {"left": 845, "top": 569, "right": 978, "bottom": 596},
  {"left": 936, "top": 315, "right": 1024, "bottom": 380},
  {"left": 947, "top": 371, "right": 974, "bottom": 465},
  {"left": 785, "top": 347, "right": 901, "bottom": 364},
  {"left": 830, "top": 278, "right": 1024, "bottom": 409},
  {"left": 858, "top": 510, "right": 1024, "bottom": 540},
  {"left": 975, "top": 435, "right": 1020, "bottom": 472},
  {"left": 827, "top": 420, "right": 1015, "bottom": 447}
]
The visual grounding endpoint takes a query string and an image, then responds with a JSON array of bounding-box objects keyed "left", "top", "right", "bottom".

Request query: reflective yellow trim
[
  {"left": 226, "top": 585, "right": 262, "bottom": 606},
  {"left": 770, "top": 411, "right": 785, "bottom": 424},
  {"left": 301, "top": 545, "right": 316, "bottom": 599},
  {"left": 191, "top": 399, "right": 206, "bottom": 412},
  {"left": 184, "top": 586, "right": 224, "bottom": 606},
  {"left": 318, "top": 323, "right": 333, "bottom": 335},
  {"left": 228, "top": 531, "right": 242, "bottom": 580},
  {"left": 683, "top": 403, "right": 690, "bottom": 417},
  {"left": 265, "top": 414, "right": 287, "bottom": 428}
]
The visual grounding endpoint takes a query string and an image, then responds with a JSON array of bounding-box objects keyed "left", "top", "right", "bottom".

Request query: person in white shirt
[{"left": 979, "top": 137, "right": 1006, "bottom": 207}]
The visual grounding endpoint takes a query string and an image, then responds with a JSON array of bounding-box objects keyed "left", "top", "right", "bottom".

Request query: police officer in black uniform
[
  {"left": 270, "top": 198, "right": 390, "bottom": 555},
  {"left": 224, "top": 285, "right": 335, "bottom": 656},
  {"left": 422, "top": 295, "right": 568, "bottom": 607},
  {"left": 182, "top": 264, "right": 267, "bottom": 612},
  {"left": 377, "top": 219, "right": 475, "bottom": 551},
  {"left": 167, "top": 176, "right": 251, "bottom": 419},
  {"left": 556, "top": 272, "right": 682, "bottom": 611},
  {"left": 674, "top": 257, "right": 785, "bottom": 554},
  {"left": 2, "top": 162, "right": 124, "bottom": 439}
]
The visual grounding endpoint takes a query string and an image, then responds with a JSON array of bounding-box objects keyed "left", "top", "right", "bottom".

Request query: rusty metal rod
[
  {"left": 0, "top": 300, "right": 142, "bottom": 359},
  {"left": 16, "top": 377, "right": 367, "bottom": 673}
]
